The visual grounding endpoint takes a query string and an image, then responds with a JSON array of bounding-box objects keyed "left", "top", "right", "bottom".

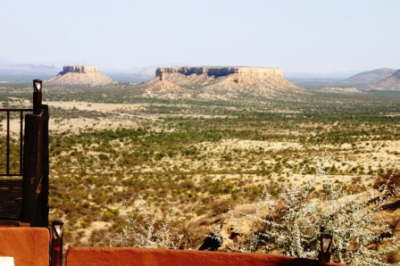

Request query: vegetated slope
[
  {"left": 2, "top": 84, "right": 397, "bottom": 263},
  {"left": 141, "top": 79, "right": 189, "bottom": 99},
  {"left": 45, "top": 97, "right": 400, "bottom": 264},
  {"left": 202, "top": 72, "right": 304, "bottom": 98},
  {"left": 374, "top": 70, "right": 400, "bottom": 91},
  {"left": 47, "top": 72, "right": 115, "bottom": 87}
]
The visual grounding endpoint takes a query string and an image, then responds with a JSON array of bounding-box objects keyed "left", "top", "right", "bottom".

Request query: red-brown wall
[
  {"left": 66, "top": 248, "right": 344, "bottom": 266},
  {"left": 0, "top": 227, "right": 49, "bottom": 266},
  {"left": 0, "top": 227, "right": 346, "bottom": 266}
]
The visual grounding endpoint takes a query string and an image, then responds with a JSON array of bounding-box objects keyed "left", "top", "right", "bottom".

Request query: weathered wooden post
[{"left": 20, "top": 79, "right": 49, "bottom": 227}]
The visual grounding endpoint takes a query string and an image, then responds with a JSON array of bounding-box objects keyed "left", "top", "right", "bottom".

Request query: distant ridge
[
  {"left": 346, "top": 68, "right": 396, "bottom": 86},
  {"left": 0, "top": 63, "right": 58, "bottom": 75},
  {"left": 47, "top": 65, "right": 115, "bottom": 87},
  {"left": 374, "top": 70, "right": 400, "bottom": 91},
  {"left": 0, "top": 63, "right": 58, "bottom": 82}
]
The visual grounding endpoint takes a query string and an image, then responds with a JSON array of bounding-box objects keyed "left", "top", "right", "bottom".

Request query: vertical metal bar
[
  {"left": 6, "top": 110, "right": 10, "bottom": 175},
  {"left": 20, "top": 110, "right": 23, "bottom": 175}
]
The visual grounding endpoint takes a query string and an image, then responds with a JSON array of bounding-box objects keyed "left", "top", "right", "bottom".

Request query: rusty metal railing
[
  {"left": 0, "top": 79, "right": 46, "bottom": 224},
  {"left": 0, "top": 108, "right": 32, "bottom": 176}
]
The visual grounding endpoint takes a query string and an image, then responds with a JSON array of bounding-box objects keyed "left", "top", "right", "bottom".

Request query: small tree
[
  {"left": 107, "top": 197, "right": 185, "bottom": 249},
  {"left": 238, "top": 177, "right": 400, "bottom": 265}
]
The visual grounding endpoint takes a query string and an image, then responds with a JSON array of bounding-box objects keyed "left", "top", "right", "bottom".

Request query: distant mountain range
[
  {"left": 0, "top": 63, "right": 59, "bottom": 82},
  {"left": 1, "top": 62, "right": 400, "bottom": 91},
  {"left": 345, "top": 68, "right": 396, "bottom": 85},
  {"left": 0, "top": 63, "right": 58, "bottom": 74},
  {"left": 345, "top": 68, "right": 400, "bottom": 91},
  {"left": 289, "top": 68, "right": 400, "bottom": 91},
  {"left": 0, "top": 63, "right": 153, "bottom": 83}
]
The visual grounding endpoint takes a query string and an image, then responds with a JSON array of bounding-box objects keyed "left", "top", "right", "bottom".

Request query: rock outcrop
[{"left": 47, "top": 65, "right": 115, "bottom": 87}]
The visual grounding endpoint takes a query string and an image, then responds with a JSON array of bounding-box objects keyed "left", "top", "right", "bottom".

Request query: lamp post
[
  {"left": 33, "top": 79, "right": 42, "bottom": 115},
  {"left": 318, "top": 227, "right": 333, "bottom": 265},
  {"left": 50, "top": 220, "right": 64, "bottom": 266}
]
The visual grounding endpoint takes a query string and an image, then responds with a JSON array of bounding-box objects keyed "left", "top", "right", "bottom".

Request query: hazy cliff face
[
  {"left": 155, "top": 67, "right": 283, "bottom": 79},
  {"left": 60, "top": 65, "right": 98, "bottom": 74}
]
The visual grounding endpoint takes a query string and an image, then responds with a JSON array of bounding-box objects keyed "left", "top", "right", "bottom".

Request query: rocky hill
[
  {"left": 47, "top": 65, "right": 115, "bottom": 87},
  {"left": 374, "top": 70, "right": 400, "bottom": 90},
  {"left": 139, "top": 66, "right": 304, "bottom": 99},
  {"left": 346, "top": 68, "right": 395, "bottom": 85}
]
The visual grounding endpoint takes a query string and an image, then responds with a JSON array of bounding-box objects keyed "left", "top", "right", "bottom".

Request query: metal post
[
  {"left": 50, "top": 220, "right": 64, "bottom": 266},
  {"left": 19, "top": 110, "right": 23, "bottom": 174},
  {"left": 21, "top": 79, "right": 49, "bottom": 226},
  {"left": 6, "top": 110, "right": 10, "bottom": 175}
]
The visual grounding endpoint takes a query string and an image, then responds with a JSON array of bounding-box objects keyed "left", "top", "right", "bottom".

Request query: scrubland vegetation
[{"left": 1, "top": 84, "right": 400, "bottom": 264}]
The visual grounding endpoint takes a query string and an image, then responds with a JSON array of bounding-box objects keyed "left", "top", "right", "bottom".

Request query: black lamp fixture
[
  {"left": 50, "top": 220, "right": 64, "bottom": 266},
  {"left": 33, "top": 79, "right": 42, "bottom": 91},
  {"left": 318, "top": 227, "right": 333, "bottom": 264},
  {"left": 52, "top": 220, "right": 63, "bottom": 239},
  {"left": 32, "top": 79, "right": 43, "bottom": 114}
]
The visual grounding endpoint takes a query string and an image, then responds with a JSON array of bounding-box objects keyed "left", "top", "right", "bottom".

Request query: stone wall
[
  {"left": 156, "top": 67, "right": 283, "bottom": 80},
  {"left": 60, "top": 65, "right": 98, "bottom": 75}
]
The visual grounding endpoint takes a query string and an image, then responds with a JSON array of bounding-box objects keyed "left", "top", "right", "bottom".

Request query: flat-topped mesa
[
  {"left": 47, "top": 65, "right": 115, "bottom": 87},
  {"left": 156, "top": 66, "right": 284, "bottom": 81},
  {"left": 59, "top": 65, "right": 98, "bottom": 75},
  {"left": 144, "top": 66, "right": 301, "bottom": 98}
]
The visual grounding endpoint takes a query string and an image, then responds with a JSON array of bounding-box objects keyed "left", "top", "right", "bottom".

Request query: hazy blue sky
[{"left": 1, "top": 0, "right": 399, "bottom": 73}]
